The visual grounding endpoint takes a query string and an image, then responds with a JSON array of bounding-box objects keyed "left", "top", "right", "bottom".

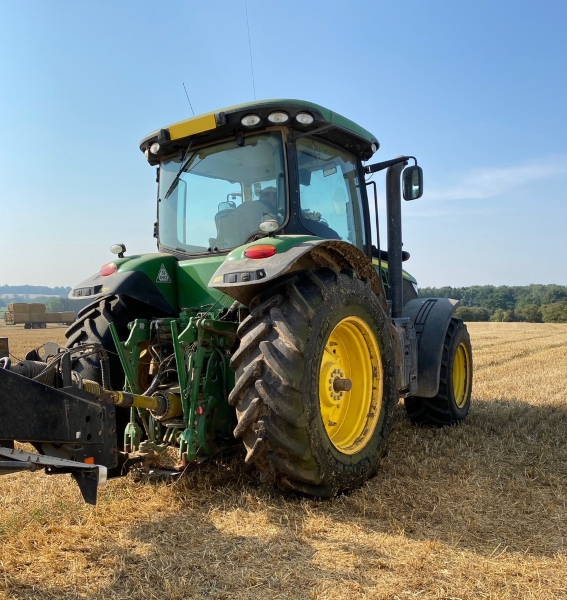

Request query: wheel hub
[
  {"left": 333, "top": 376, "right": 352, "bottom": 393},
  {"left": 318, "top": 315, "right": 383, "bottom": 455}
]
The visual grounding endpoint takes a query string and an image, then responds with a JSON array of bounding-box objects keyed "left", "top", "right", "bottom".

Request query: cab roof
[{"left": 140, "top": 99, "right": 379, "bottom": 164}]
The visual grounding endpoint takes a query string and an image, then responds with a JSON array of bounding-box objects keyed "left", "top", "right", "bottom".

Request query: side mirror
[{"left": 402, "top": 165, "right": 423, "bottom": 201}]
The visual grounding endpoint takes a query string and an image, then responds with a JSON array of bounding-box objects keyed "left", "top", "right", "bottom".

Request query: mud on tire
[{"left": 229, "top": 268, "right": 398, "bottom": 497}]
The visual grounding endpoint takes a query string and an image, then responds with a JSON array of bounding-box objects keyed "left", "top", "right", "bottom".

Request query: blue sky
[{"left": 1, "top": 0, "right": 566, "bottom": 288}]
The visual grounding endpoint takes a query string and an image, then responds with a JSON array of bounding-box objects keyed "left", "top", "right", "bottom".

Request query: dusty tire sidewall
[
  {"left": 300, "top": 275, "right": 396, "bottom": 488},
  {"left": 445, "top": 321, "right": 473, "bottom": 420}
]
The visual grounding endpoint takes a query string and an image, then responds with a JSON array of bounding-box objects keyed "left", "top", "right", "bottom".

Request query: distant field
[
  {"left": 0, "top": 323, "right": 68, "bottom": 359},
  {"left": 1, "top": 322, "right": 566, "bottom": 599}
]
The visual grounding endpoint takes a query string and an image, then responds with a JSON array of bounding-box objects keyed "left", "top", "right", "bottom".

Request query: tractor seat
[{"left": 214, "top": 208, "right": 242, "bottom": 248}]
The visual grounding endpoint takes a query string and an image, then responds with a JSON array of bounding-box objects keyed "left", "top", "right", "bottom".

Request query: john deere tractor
[{"left": 0, "top": 100, "right": 473, "bottom": 503}]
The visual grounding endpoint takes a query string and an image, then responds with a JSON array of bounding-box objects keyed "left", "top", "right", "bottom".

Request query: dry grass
[
  {"left": 0, "top": 324, "right": 68, "bottom": 360},
  {"left": 1, "top": 322, "right": 566, "bottom": 599}
]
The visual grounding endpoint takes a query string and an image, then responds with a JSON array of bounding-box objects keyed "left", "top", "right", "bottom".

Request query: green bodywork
[
  {"left": 109, "top": 238, "right": 416, "bottom": 314},
  {"left": 110, "top": 253, "right": 181, "bottom": 311},
  {"left": 176, "top": 256, "right": 227, "bottom": 309},
  {"left": 104, "top": 238, "right": 416, "bottom": 462},
  {"left": 108, "top": 253, "right": 227, "bottom": 311}
]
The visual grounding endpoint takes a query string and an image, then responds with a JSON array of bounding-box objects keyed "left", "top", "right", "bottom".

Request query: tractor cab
[{"left": 141, "top": 100, "right": 380, "bottom": 259}]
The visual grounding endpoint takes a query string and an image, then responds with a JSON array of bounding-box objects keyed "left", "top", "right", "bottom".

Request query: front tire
[
  {"left": 65, "top": 295, "right": 140, "bottom": 390},
  {"left": 404, "top": 318, "right": 473, "bottom": 426},
  {"left": 229, "top": 268, "right": 397, "bottom": 497}
]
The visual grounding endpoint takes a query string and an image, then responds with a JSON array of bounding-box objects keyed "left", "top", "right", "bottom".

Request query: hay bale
[
  {"left": 28, "top": 304, "right": 46, "bottom": 316},
  {"left": 8, "top": 303, "right": 30, "bottom": 313}
]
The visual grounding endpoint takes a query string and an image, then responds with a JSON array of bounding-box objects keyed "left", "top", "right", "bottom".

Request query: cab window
[{"left": 296, "top": 137, "right": 366, "bottom": 249}]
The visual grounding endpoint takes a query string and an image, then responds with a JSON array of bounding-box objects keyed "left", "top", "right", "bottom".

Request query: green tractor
[{"left": 0, "top": 99, "right": 473, "bottom": 503}]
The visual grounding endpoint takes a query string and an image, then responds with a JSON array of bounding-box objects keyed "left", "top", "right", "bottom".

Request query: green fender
[
  {"left": 208, "top": 236, "right": 387, "bottom": 307},
  {"left": 69, "top": 253, "right": 180, "bottom": 314}
]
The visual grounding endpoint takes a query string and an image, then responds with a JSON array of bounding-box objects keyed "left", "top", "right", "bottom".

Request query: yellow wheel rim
[
  {"left": 319, "top": 316, "right": 383, "bottom": 455},
  {"left": 452, "top": 342, "right": 472, "bottom": 409}
]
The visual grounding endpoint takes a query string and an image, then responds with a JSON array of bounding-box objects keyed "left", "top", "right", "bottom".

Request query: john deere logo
[{"left": 156, "top": 264, "right": 172, "bottom": 283}]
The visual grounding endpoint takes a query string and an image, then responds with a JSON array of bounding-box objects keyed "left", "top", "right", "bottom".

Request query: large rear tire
[
  {"left": 404, "top": 318, "right": 473, "bottom": 426},
  {"left": 229, "top": 268, "right": 397, "bottom": 497}
]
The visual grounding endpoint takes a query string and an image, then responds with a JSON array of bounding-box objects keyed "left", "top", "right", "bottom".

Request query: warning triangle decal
[{"left": 156, "top": 264, "right": 172, "bottom": 283}]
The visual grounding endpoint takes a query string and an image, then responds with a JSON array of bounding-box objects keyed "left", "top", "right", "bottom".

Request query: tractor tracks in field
[{"left": 471, "top": 331, "right": 567, "bottom": 373}]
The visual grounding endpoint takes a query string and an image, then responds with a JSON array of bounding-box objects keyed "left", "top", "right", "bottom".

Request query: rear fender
[
  {"left": 209, "top": 237, "right": 386, "bottom": 307},
  {"left": 403, "top": 297, "right": 460, "bottom": 397},
  {"left": 68, "top": 253, "right": 179, "bottom": 314}
]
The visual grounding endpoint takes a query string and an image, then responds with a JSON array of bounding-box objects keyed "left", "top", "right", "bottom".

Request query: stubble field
[{"left": 0, "top": 322, "right": 566, "bottom": 599}]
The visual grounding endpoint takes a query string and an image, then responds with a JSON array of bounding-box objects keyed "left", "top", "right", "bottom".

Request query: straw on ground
[{"left": 0, "top": 322, "right": 566, "bottom": 599}]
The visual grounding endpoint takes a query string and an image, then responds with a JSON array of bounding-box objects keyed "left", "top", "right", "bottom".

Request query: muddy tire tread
[{"left": 229, "top": 268, "right": 397, "bottom": 497}]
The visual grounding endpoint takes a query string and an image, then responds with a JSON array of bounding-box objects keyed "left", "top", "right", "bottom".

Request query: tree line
[
  {"left": 0, "top": 284, "right": 71, "bottom": 296},
  {"left": 418, "top": 284, "right": 567, "bottom": 323}
]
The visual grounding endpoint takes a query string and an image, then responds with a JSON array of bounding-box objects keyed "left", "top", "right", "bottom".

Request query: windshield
[{"left": 158, "top": 132, "right": 287, "bottom": 253}]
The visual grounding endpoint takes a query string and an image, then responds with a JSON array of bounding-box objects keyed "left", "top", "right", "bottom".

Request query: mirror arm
[{"left": 365, "top": 155, "right": 417, "bottom": 175}]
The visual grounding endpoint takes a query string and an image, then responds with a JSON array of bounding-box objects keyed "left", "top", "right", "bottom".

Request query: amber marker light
[
  {"left": 244, "top": 245, "right": 277, "bottom": 259},
  {"left": 100, "top": 263, "right": 117, "bottom": 276}
]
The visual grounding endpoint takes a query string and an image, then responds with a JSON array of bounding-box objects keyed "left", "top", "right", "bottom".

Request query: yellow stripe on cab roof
[{"left": 168, "top": 112, "right": 217, "bottom": 141}]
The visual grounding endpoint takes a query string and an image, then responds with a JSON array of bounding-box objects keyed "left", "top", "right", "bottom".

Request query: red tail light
[
  {"left": 100, "top": 263, "right": 117, "bottom": 276},
  {"left": 244, "top": 245, "right": 277, "bottom": 259}
]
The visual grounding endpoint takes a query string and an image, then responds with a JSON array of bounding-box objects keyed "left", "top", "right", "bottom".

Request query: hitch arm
[{"left": 0, "top": 447, "right": 107, "bottom": 505}]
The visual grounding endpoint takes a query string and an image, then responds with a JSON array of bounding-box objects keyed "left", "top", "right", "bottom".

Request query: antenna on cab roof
[
  {"left": 182, "top": 83, "right": 195, "bottom": 116},
  {"left": 244, "top": 0, "right": 257, "bottom": 100}
]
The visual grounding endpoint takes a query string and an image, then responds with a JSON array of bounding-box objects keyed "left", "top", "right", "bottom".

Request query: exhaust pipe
[{"left": 386, "top": 160, "right": 407, "bottom": 318}]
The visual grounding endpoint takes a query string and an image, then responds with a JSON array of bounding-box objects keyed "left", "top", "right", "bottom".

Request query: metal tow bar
[{"left": 0, "top": 447, "right": 108, "bottom": 505}]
